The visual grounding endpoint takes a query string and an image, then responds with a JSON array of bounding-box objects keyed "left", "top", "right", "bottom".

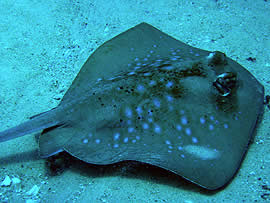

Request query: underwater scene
[{"left": 0, "top": 0, "right": 269, "bottom": 202}]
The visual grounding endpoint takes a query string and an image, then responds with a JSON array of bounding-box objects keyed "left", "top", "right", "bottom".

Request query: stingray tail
[{"left": 0, "top": 107, "right": 63, "bottom": 143}]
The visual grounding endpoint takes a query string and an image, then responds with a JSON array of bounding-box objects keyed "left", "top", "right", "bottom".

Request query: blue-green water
[{"left": 0, "top": 0, "right": 269, "bottom": 202}]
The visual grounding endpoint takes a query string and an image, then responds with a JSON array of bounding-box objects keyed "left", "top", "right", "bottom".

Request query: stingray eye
[
  {"left": 213, "top": 72, "right": 237, "bottom": 97},
  {"left": 207, "top": 51, "right": 227, "bottom": 66}
]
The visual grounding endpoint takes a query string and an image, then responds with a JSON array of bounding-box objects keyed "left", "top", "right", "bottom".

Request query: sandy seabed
[{"left": 0, "top": 0, "right": 269, "bottom": 202}]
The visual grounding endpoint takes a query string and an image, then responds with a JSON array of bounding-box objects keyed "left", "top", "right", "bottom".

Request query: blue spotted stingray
[{"left": 0, "top": 23, "right": 265, "bottom": 190}]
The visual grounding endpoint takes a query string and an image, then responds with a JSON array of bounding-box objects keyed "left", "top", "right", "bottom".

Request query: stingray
[{"left": 0, "top": 22, "right": 265, "bottom": 190}]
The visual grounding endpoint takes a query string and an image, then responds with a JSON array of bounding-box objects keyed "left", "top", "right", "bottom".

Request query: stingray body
[{"left": 0, "top": 23, "right": 264, "bottom": 190}]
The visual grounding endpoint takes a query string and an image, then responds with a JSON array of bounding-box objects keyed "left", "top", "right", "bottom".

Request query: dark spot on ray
[
  {"left": 157, "top": 63, "right": 172, "bottom": 69},
  {"left": 0, "top": 22, "right": 265, "bottom": 191},
  {"left": 170, "top": 86, "right": 184, "bottom": 98},
  {"left": 213, "top": 93, "right": 238, "bottom": 113}
]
